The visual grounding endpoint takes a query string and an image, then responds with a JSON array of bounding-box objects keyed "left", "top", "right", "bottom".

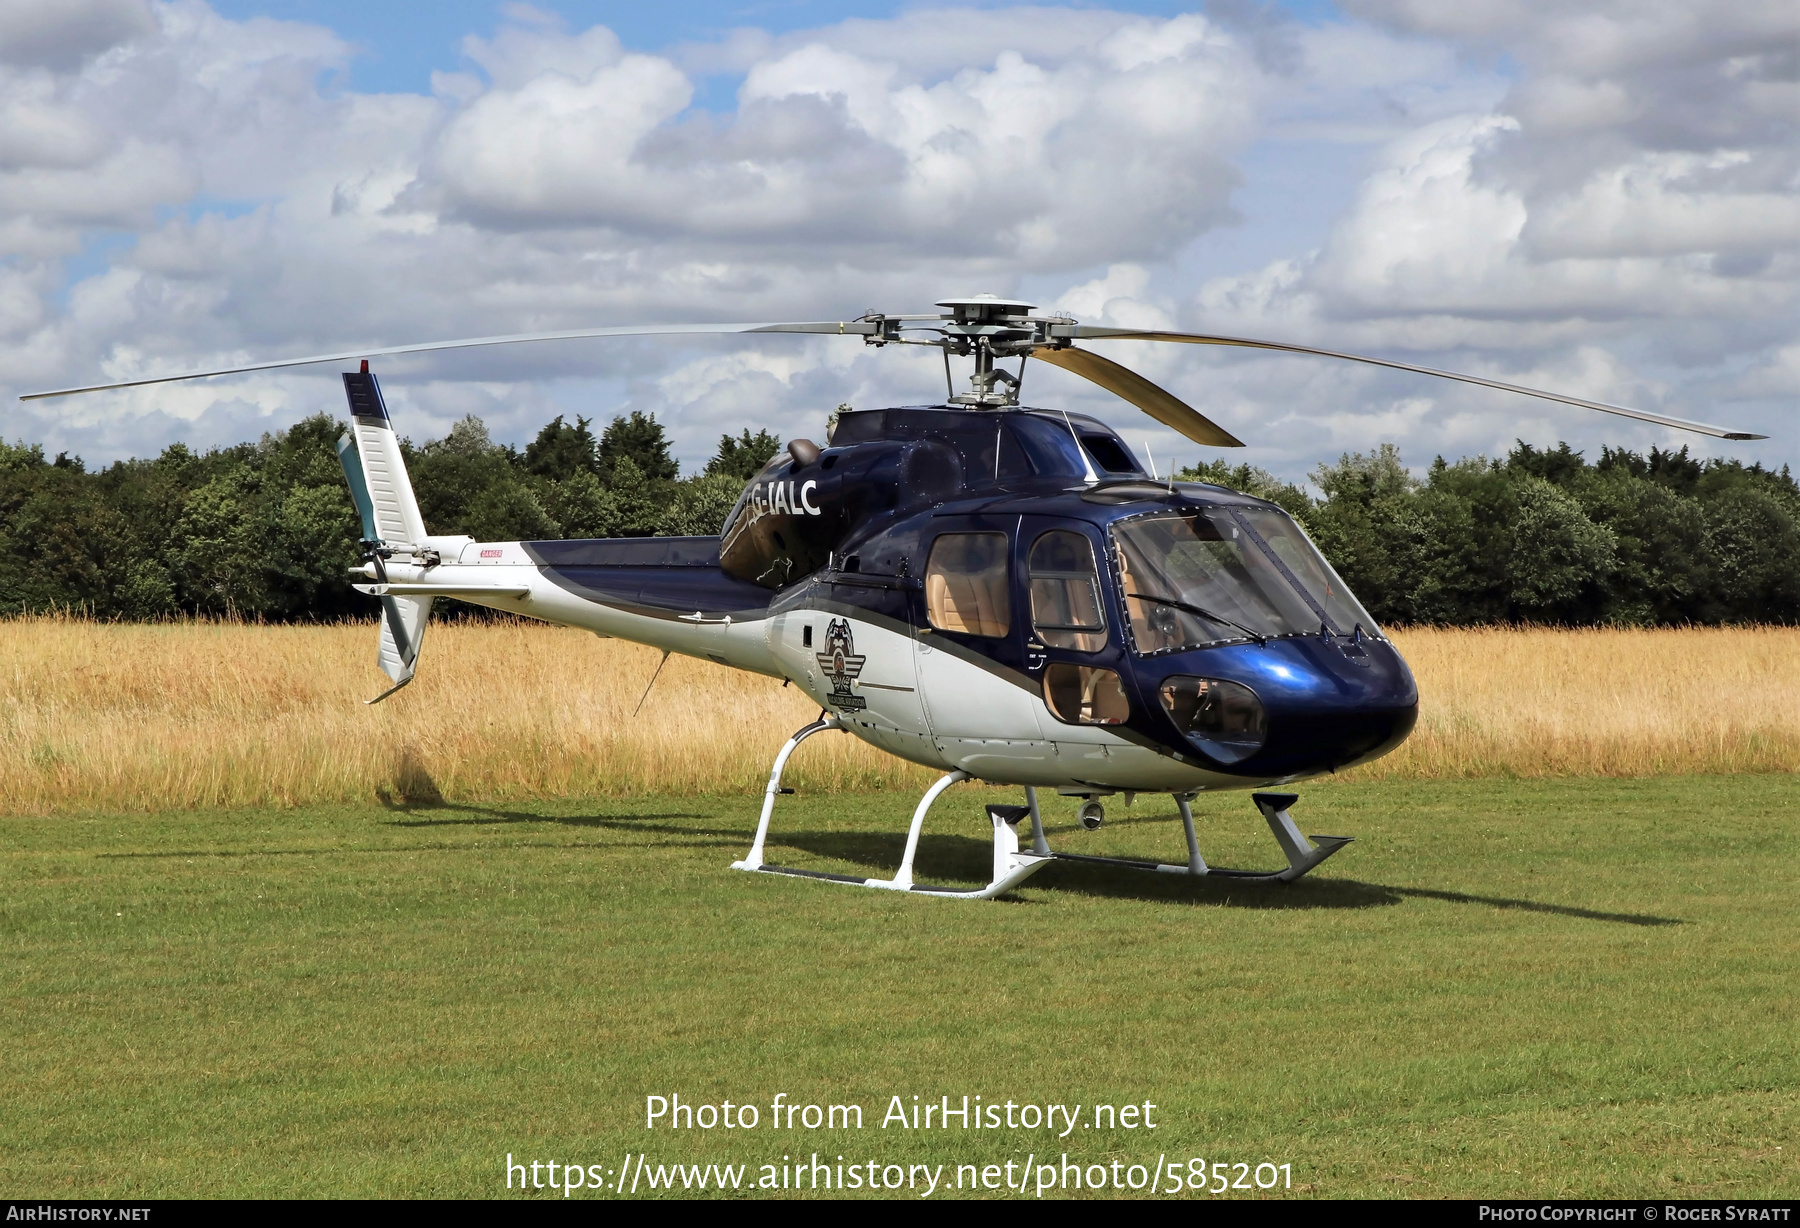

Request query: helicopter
[{"left": 24, "top": 295, "right": 1767, "bottom": 899}]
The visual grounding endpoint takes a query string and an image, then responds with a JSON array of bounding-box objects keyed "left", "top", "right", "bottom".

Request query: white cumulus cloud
[{"left": 0, "top": 0, "right": 1791, "bottom": 480}]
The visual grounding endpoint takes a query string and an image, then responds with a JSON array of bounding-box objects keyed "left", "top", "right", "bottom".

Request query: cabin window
[
  {"left": 1028, "top": 530, "right": 1107, "bottom": 652},
  {"left": 1009, "top": 414, "right": 1089, "bottom": 477},
  {"left": 1043, "top": 663, "right": 1130, "bottom": 725},
  {"left": 1158, "top": 675, "right": 1266, "bottom": 763},
  {"left": 1079, "top": 433, "right": 1141, "bottom": 475},
  {"left": 921, "top": 422, "right": 1032, "bottom": 484},
  {"left": 925, "top": 532, "right": 1011, "bottom": 637}
]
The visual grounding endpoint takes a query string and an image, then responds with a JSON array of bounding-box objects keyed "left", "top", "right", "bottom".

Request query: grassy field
[
  {"left": 3, "top": 775, "right": 1796, "bottom": 1198},
  {"left": 0, "top": 618, "right": 1797, "bottom": 814}
]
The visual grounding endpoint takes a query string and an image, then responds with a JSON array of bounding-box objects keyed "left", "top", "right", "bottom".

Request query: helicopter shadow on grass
[
  {"left": 768, "top": 830, "right": 1684, "bottom": 922},
  {"left": 376, "top": 794, "right": 743, "bottom": 848},
  {"left": 770, "top": 829, "right": 1392, "bottom": 910}
]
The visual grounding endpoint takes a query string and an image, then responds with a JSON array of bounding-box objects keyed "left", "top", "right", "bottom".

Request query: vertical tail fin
[
  {"left": 343, "top": 368, "right": 427, "bottom": 551},
  {"left": 339, "top": 366, "right": 434, "bottom": 703}
]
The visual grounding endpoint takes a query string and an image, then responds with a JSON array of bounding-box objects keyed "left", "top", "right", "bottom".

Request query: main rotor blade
[
  {"left": 18, "top": 320, "right": 880, "bottom": 401},
  {"left": 1068, "top": 327, "right": 1767, "bottom": 441},
  {"left": 1031, "top": 345, "right": 1245, "bottom": 448}
]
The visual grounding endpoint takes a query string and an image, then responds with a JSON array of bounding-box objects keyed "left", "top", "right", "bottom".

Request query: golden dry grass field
[{"left": 0, "top": 617, "right": 1795, "bottom": 815}]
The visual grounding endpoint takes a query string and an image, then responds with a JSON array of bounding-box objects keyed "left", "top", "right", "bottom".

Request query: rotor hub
[
  {"left": 935, "top": 295, "right": 1036, "bottom": 324},
  {"left": 910, "top": 295, "right": 1067, "bottom": 407}
]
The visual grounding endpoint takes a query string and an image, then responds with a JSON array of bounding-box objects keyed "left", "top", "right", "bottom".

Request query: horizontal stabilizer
[{"left": 354, "top": 582, "right": 530, "bottom": 598}]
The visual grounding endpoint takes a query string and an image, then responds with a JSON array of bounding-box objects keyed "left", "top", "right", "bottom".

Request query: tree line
[
  {"left": 1179, "top": 442, "right": 1800, "bottom": 626},
  {"left": 0, "top": 411, "right": 777, "bottom": 621},
  {"left": 0, "top": 409, "right": 1793, "bottom": 626}
]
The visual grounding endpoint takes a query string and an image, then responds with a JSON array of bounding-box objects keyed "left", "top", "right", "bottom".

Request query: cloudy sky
[{"left": 1, "top": 0, "right": 1794, "bottom": 481}]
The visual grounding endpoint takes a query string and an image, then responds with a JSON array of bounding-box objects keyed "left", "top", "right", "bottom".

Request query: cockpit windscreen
[
  {"left": 1233, "top": 507, "right": 1377, "bottom": 641},
  {"left": 1112, "top": 507, "right": 1377, "bottom": 653}
]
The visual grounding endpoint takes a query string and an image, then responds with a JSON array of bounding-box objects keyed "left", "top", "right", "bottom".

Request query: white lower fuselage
[{"left": 371, "top": 540, "right": 1277, "bottom": 795}]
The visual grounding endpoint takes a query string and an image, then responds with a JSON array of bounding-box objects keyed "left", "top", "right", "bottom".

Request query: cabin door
[{"left": 913, "top": 517, "right": 1058, "bottom": 780}]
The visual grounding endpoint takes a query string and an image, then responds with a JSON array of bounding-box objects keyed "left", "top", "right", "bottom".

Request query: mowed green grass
[{"left": 3, "top": 776, "right": 1796, "bottom": 1199}]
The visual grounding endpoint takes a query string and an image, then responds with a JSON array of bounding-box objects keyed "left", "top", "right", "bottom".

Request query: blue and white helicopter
[{"left": 26, "top": 296, "right": 1765, "bottom": 899}]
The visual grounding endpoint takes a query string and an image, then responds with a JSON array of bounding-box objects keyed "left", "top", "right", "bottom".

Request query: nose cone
[{"left": 1139, "top": 635, "right": 1418, "bottom": 777}]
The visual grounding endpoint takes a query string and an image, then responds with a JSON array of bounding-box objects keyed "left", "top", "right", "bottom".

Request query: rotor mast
[{"left": 861, "top": 295, "right": 1070, "bottom": 408}]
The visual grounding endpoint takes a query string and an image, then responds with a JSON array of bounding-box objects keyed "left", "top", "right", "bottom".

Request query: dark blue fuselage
[{"left": 527, "top": 404, "right": 1418, "bottom": 781}]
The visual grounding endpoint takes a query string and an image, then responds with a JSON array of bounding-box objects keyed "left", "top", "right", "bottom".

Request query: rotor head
[
  {"left": 935, "top": 295, "right": 1036, "bottom": 324},
  {"left": 882, "top": 294, "right": 1072, "bottom": 407}
]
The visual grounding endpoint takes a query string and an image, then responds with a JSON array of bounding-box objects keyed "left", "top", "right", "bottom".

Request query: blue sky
[
  {"left": 209, "top": 1, "right": 1349, "bottom": 96},
  {"left": 2, "top": 0, "right": 1792, "bottom": 477}
]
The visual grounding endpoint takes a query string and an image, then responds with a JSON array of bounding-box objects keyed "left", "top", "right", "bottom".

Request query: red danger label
[{"left": 480, "top": 549, "right": 503, "bottom": 559}]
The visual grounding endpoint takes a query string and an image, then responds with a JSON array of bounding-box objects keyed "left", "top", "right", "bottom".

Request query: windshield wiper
[{"left": 1127, "top": 592, "right": 1268, "bottom": 645}]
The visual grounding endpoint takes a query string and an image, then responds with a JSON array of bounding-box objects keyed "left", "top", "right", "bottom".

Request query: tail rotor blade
[
  {"left": 1032, "top": 345, "right": 1245, "bottom": 448},
  {"left": 336, "top": 432, "right": 378, "bottom": 543}
]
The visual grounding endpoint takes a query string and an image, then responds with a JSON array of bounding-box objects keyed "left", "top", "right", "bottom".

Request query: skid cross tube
[
  {"left": 881, "top": 769, "right": 968, "bottom": 890},
  {"left": 733, "top": 713, "right": 840, "bottom": 872},
  {"left": 869, "top": 772, "right": 1050, "bottom": 898},
  {"left": 737, "top": 764, "right": 1050, "bottom": 899},
  {"left": 1025, "top": 785, "right": 1051, "bottom": 856}
]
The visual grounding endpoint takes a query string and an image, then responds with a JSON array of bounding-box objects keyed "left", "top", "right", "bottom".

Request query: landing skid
[
  {"left": 1045, "top": 792, "right": 1352, "bottom": 884},
  {"left": 732, "top": 719, "right": 1349, "bottom": 900},
  {"left": 732, "top": 718, "right": 1049, "bottom": 898}
]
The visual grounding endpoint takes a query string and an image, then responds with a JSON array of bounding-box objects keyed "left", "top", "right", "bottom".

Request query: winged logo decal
[{"left": 816, "top": 618, "right": 868, "bottom": 712}]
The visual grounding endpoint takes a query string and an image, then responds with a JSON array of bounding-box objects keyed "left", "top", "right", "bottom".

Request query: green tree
[
  {"left": 1504, "top": 476, "right": 1617, "bottom": 618},
  {"left": 409, "top": 416, "right": 559, "bottom": 542},
  {"left": 539, "top": 470, "right": 620, "bottom": 539},
  {"left": 1304, "top": 444, "right": 1424, "bottom": 625},
  {"left": 1573, "top": 467, "right": 1707, "bottom": 624},
  {"left": 596, "top": 456, "right": 666, "bottom": 537},
  {"left": 659, "top": 472, "right": 747, "bottom": 536},
  {"left": 523, "top": 415, "right": 600, "bottom": 481},
  {"left": 268, "top": 483, "right": 364, "bottom": 613},
  {"left": 1398, "top": 459, "right": 1617, "bottom": 624},
  {"left": 1506, "top": 440, "right": 1587, "bottom": 487},
  {"left": 0, "top": 466, "right": 170, "bottom": 618},
  {"left": 168, "top": 467, "right": 271, "bottom": 616},
  {"left": 254, "top": 414, "right": 365, "bottom": 619},
  {"left": 599, "top": 412, "right": 677, "bottom": 484},
  {"left": 705, "top": 428, "right": 781, "bottom": 480},
  {"left": 1701, "top": 487, "right": 1800, "bottom": 623},
  {"left": 461, "top": 482, "right": 560, "bottom": 543}
]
